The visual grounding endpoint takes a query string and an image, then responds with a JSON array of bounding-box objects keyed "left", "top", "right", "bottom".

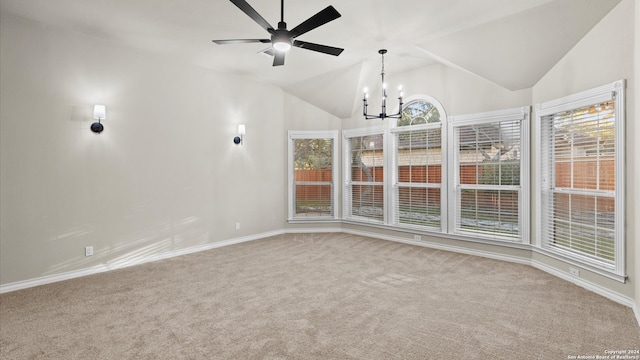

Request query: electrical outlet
[
  {"left": 413, "top": 235, "right": 421, "bottom": 241},
  {"left": 569, "top": 267, "right": 580, "bottom": 277},
  {"left": 235, "top": 222, "right": 240, "bottom": 230},
  {"left": 85, "top": 246, "right": 94, "bottom": 257}
]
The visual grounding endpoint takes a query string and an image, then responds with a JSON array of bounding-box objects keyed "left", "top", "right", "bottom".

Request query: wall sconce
[
  {"left": 234, "top": 124, "right": 246, "bottom": 145},
  {"left": 91, "top": 104, "right": 106, "bottom": 133}
]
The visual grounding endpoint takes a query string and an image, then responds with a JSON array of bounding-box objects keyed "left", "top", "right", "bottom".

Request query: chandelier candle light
[{"left": 363, "top": 49, "right": 403, "bottom": 120}]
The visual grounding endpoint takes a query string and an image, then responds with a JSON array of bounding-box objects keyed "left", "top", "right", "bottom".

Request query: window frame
[
  {"left": 342, "top": 126, "right": 387, "bottom": 224},
  {"left": 342, "top": 96, "right": 537, "bottom": 249},
  {"left": 534, "top": 80, "right": 626, "bottom": 279},
  {"left": 389, "top": 95, "right": 448, "bottom": 232},
  {"left": 447, "top": 107, "right": 530, "bottom": 243},
  {"left": 287, "top": 130, "right": 339, "bottom": 222}
]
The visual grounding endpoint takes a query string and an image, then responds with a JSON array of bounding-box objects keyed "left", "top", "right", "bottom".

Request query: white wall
[
  {"left": 1, "top": 1, "right": 638, "bottom": 320},
  {"left": 284, "top": 93, "right": 343, "bottom": 131},
  {"left": 532, "top": 0, "right": 636, "bottom": 298},
  {"left": 344, "top": 62, "right": 532, "bottom": 128},
  {"left": 0, "top": 13, "right": 287, "bottom": 285}
]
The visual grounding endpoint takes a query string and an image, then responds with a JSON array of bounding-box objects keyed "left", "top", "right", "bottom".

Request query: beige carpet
[{"left": 1, "top": 233, "right": 639, "bottom": 359}]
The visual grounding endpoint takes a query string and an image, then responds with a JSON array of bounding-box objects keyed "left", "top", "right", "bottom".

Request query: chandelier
[{"left": 363, "top": 49, "right": 404, "bottom": 120}]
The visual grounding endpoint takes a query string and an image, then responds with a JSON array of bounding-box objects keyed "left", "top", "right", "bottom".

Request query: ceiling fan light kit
[
  {"left": 212, "top": 0, "right": 344, "bottom": 66},
  {"left": 272, "top": 26, "right": 292, "bottom": 52}
]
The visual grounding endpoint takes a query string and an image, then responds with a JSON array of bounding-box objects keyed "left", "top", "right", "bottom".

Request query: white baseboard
[
  {"left": 343, "top": 227, "right": 531, "bottom": 266},
  {"left": 534, "top": 262, "right": 639, "bottom": 328},
  {"left": 0, "top": 264, "right": 112, "bottom": 294},
  {"left": 0, "top": 229, "right": 285, "bottom": 294},
  {"left": 346, "top": 227, "right": 639, "bottom": 327},
  {"left": 531, "top": 260, "right": 635, "bottom": 308},
  {"left": 283, "top": 226, "right": 343, "bottom": 234},
  {"left": 2, "top": 227, "right": 640, "bottom": 328}
]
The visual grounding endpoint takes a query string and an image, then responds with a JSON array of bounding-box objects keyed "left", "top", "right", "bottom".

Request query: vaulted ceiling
[{"left": 0, "top": 0, "right": 622, "bottom": 118}]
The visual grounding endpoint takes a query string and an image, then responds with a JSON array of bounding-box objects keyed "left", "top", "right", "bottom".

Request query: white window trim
[
  {"left": 447, "top": 106, "right": 530, "bottom": 244},
  {"left": 342, "top": 99, "right": 536, "bottom": 250},
  {"left": 287, "top": 130, "right": 339, "bottom": 222},
  {"left": 534, "top": 80, "right": 626, "bottom": 278},
  {"left": 389, "top": 122, "right": 448, "bottom": 233},
  {"left": 388, "top": 95, "right": 449, "bottom": 232},
  {"left": 342, "top": 126, "right": 387, "bottom": 224},
  {"left": 390, "top": 94, "right": 448, "bottom": 128}
]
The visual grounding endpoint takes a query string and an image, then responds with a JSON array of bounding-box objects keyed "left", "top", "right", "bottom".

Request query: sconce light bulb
[
  {"left": 93, "top": 104, "right": 106, "bottom": 120},
  {"left": 91, "top": 104, "right": 106, "bottom": 133}
]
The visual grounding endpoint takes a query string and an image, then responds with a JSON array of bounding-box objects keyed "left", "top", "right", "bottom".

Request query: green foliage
[
  {"left": 479, "top": 160, "right": 520, "bottom": 186},
  {"left": 294, "top": 139, "right": 333, "bottom": 170},
  {"left": 398, "top": 100, "right": 441, "bottom": 127}
]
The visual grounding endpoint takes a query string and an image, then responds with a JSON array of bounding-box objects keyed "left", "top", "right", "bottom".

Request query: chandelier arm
[{"left": 362, "top": 49, "right": 403, "bottom": 121}]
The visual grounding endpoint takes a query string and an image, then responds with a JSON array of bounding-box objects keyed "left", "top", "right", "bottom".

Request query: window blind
[
  {"left": 288, "top": 132, "right": 337, "bottom": 220},
  {"left": 392, "top": 127, "right": 442, "bottom": 229},
  {"left": 540, "top": 101, "right": 616, "bottom": 263},
  {"left": 346, "top": 134, "right": 384, "bottom": 222},
  {"left": 453, "top": 119, "right": 522, "bottom": 240}
]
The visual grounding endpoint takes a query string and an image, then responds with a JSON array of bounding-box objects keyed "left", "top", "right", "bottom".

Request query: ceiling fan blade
[
  {"left": 290, "top": 6, "right": 341, "bottom": 38},
  {"left": 230, "top": 0, "right": 275, "bottom": 33},
  {"left": 293, "top": 40, "right": 344, "bottom": 56},
  {"left": 258, "top": 47, "right": 276, "bottom": 57},
  {"left": 273, "top": 51, "right": 285, "bottom": 66},
  {"left": 212, "top": 39, "right": 271, "bottom": 44}
]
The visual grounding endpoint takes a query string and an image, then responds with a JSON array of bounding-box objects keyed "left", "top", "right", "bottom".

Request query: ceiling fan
[{"left": 212, "top": 0, "right": 344, "bottom": 66}]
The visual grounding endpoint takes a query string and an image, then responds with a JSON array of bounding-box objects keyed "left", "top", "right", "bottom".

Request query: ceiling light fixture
[
  {"left": 272, "top": 25, "right": 292, "bottom": 52},
  {"left": 363, "top": 49, "right": 403, "bottom": 120}
]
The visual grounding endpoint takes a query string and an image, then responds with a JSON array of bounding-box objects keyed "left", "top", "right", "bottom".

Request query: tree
[
  {"left": 294, "top": 139, "right": 333, "bottom": 170},
  {"left": 398, "top": 100, "right": 440, "bottom": 127}
]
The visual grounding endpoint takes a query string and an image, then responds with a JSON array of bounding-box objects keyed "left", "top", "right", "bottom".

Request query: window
[
  {"left": 536, "top": 80, "right": 625, "bottom": 277},
  {"left": 390, "top": 98, "right": 446, "bottom": 230},
  {"left": 288, "top": 131, "right": 339, "bottom": 220},
  {"left": 397, "top": 99, "right": 442, "bottom": 126},
  {"left": 343, "top": 128, "right": 385, "bottom": 223},
  {"left": 449, "top": 107, "right": 529, "bottom": 242},
  {"left": 343, "top": 96, "right": 532, "bottom": 247}
]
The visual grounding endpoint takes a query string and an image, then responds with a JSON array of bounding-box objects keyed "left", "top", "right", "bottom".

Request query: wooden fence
[{"left": 295, "top": 158, "right": 615, "bottom": 212}]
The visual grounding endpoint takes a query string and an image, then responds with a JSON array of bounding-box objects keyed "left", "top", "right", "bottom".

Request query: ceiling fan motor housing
[{"left": 272, "top": 23, "right": 292, "bottom": 51}]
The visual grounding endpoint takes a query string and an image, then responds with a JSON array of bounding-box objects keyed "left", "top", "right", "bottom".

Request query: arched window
[
  {"left": 341, "top": 92, "right": 533, "bottom": 247},
  {"left": 390, "top": 95, "right": 447, "bottom": 230},
  {"left": 397, "top": 96, "right": 445, "bottom": 127}
]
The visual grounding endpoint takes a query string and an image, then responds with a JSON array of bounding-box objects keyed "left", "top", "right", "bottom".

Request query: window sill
[
  {"left": 341, "top": 219, "right": 627, "bottom": 282},
  {"left": 341, "top": 219, "right": 530, "bottom": 251},
  {"left": 532, "top": 246, "right": 627, "bottom": 283},
  {"left": 287, "top": 218, "right": 342, "bottom": 224}
]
